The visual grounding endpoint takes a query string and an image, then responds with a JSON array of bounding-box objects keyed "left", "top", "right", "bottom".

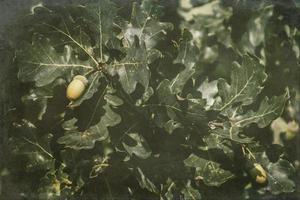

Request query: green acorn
[{"left": 249, "top": 163, "right": 267, "bottom": 184}]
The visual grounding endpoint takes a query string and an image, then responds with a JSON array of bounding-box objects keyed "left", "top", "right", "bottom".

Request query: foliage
[{"left": 2, "top": 0, "right": 300, "bottom": 199}]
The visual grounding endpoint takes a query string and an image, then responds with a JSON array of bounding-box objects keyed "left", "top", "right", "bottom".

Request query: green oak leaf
[
  {"left": 185, "top": 94, "right": 207, "bottom": 125},
  {"left": 21, "top": 78, "right": 66, "bottom": 120},
  {"left": 199, "top": 133, "right": 234, "bottom": 156},
  {"left": 104, "top": 93, "right": 124, "bottom": 107},
  {"left": 28, "top": 3, "right": 118, "bottom": 63},
  {"left": 152, "top": 79, "right": 206, "bottom": 132},
  {"left": 266, "top": 159, "right": 296, "bottom": 194},
  {"left": 32, "top": 6, "right": 99, "bottom": 65},
  {"left": 85, "top": 0, "right": 119, "bottom": 61},
  {"left": 154, "top": 79, "right": 181, "bottom": 131},
  {"left": 58, "top": 102, "right": 121, "bottom": 150},
  {"left": 184, "top": 154, "right": 235, "bottom": 187},
  {"left": 58, "top": 118, "right": 107, "bottom": 150},
  {"left": 254, "top": 152, "right": 296, "bottom": 195},
  {"left": 157, "top": 79, "right": 178, "bottom": 106},
  {"left": 181, "top": 180, "right": 201, "bottom": 200},
  {"left": 209, "top": 128, "right": 253, "bottom": 144},
  {"left": 171, "top": 29, "right": 200, "bottom": 94},
  {"left": 18, "top": 35, "right": 94, "bottom": 87},
  {"left": 122, "top": 0, "right": 173, "bottom": 49},
  {"left": 107, "top": 38, "right": 160, "bottom": 94},
  {"left": 232, "top": 92, "right": 288, "bottom": 128},
  {"left": 213, "top": 55, "right": 267, "bottom": 113},
  {"left": 9, "top": 119, "right": 54, "bottom": 172},
  {"left": 122, "top": 132, "right": 152, "bottom": 159},
  {"left": 21, "top": 88, "right": 49, "bottom": 121}
]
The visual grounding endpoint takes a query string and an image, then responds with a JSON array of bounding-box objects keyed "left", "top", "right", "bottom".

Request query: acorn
[
  {"left": 66, "top": 75, "right": 88, "bottom": 101},
  {"left": 249, "top": 163, "right": 267, "bottom": 184}
]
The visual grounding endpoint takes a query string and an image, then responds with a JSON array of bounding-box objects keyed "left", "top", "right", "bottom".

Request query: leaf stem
[
  {"left": 167, "top": 182, "right": 175, "bottom": 193},
  {"left": 104, "top": 177, "right": 113, "bottom": 200},
  {"left": 97, "top": 5, "right": 103, "bottom": 62},
  {"left": 141, "top": 104, "right": 203, "bottom": 117},
  {"left": 118, "top": 121, "right": 140, "bottom": 143},
  {"left": 83, "top": 69, "right": 97, "bottom": 77},
  {"left": 22, "top": 137, "right": 54, "bottom": 159}
]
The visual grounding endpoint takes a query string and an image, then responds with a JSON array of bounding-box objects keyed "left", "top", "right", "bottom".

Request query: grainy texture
[{"left": 0, "top": 0, "right": 299, "bottom": 200}]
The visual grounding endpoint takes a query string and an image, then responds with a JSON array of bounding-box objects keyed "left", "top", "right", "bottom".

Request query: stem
[
  {"left": 118, "top": 121, "right": 140, "bottom": 143},
  {"left": 104, "top": 177, "right": 113, "bottom": 200},
  {"left": 167, "top": 182, "right": 175, "bottom": 193},
  {"left": 141, "top": 104, "right": 204, "bottom": 117},
  {"left": 22, "top": 137, "right": 54, "bottom": 159},
  {"left": 245, "top": 147, "right": 256, "bottom": 160},
  {"left": 83, "top": 69, "right": 97, "bottom": 77}
]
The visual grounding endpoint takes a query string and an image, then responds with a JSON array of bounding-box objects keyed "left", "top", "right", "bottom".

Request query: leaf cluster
[{"left": 3, "top": 0, "right": 300, "bottom": 199}]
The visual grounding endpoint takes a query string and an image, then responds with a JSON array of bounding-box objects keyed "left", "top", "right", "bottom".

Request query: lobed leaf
[
  {"left": 107, "top": 39, "right": 160, "bottom": 94},
  {"left": 122, "top": 132, "right": 152, "bottom": 159},
  {"left": 213, "top": 55, "right": 267, "bottom": 113},
  {"left": 58, "top": 102, "right": 121, "bottom": 150},
  {"left": 9, "top": 119, "right": 54, "bottom": 172},
  {"left": 122, "top": 0, "right": 173, "bottom": 49},
  {"left": 199, "top": 133, "right": 234, "bottom": 156},
  {"left": 171, "top": 29, "right": 200, "bottom": 94},
  {"left": 181, "top": 180, "right": 202, "bottom": 200},
  {"left": 85, "top": 0, "right": 119, "bottom": 61},
  {"left": 233, "top": 92, "right": 288, "bottom": 128},
  {"left": 254, "top": 151, "right": 296, "bottom": 195},
  {"left": 21, "top": 78, "right": 66, "bottom": 120},
  {"left": 184, "top": 154, "right": 235, "bottom": 187},
  {"left": 18, "top": 35, "right": 93, "bottom": 87}
]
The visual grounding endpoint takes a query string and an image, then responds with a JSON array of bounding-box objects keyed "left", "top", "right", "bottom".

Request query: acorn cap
[{"left": 73, "top": 75, "right": 88, "bottom": 86}]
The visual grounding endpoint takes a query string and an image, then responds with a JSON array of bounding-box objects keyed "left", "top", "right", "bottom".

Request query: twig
[
  {"left": 104, "top": 177, "right": 113, "bottom": 200},
  {"left": 22, "top": 137, "right": 54, "bottom": 159}
]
